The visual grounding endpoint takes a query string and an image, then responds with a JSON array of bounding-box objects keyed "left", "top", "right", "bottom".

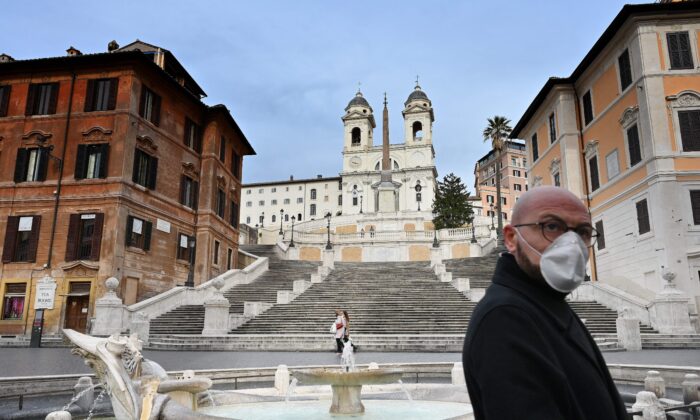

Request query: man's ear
[{"left": 503, "top": 225, "right": 517, "bottom": 253}]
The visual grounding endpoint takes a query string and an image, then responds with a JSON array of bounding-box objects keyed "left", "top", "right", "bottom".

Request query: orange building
[
  {"left": 473, "top": 140, "right": 528, "bottom": 224},
  {"left": 0, "top": 41, "right": 255, "bottom": 336},
  {"left": 511, "top": 2, "right": 700, "bottom": 311}
]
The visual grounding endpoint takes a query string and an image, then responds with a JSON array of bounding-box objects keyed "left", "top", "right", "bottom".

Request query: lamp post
[
  {"left": 289, "top": 216, "right": 296, "bottom": 247},
  {"left": 432, "top": 211, "right": 439, "bottom": 248},
  {"left": 279, "top": 209, "right": 284, "bottom": 235},
  {"left": 470, "top": 219, "right": 477, "bottom": 244},
  {"left": 261, "top": 211, "right": 265, "bottom": 228},
  {"left": 360, "top": 195, "right": 363, "bottom": 214},
  {"left": 325, "top": 212, "right": 333, "bottom": 250},
  {"left": 489, "top": 203, "right": 495, "bottom": 230},
  {"left": 185, "top": 237, "right": 196, "bottom": 287}
]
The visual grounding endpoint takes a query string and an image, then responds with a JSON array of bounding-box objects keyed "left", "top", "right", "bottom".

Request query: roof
[
  {"left": 405, "top": 85, "right": 430, "bottom": 105},
  {"left": 476, "top": 140, "right": 526, "bottom": 165},
  {"left": 243, "top": 176, "right": 341, "bottom": 188},
  {"left": 207, "top": 105, "right": 256, "bottom": 156},
  {"left": 345, "top": 92, "right": 372, "bottom": 111},
  {"left": 510, "top": 1, "right": 700, "bottom": 138}
]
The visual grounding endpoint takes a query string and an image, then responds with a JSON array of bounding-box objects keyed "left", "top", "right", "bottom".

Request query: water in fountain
[
  {"left": 397, "top": 379, "right": 414, "bottom": 402},
  {"left": 340, "top": 341, "right": 355, "bottom": 372},
  {"left": 285, "top": 378, "right": 298, "bottom": 403},
  {"left": 61, "top": 382, "right": 100, "bottom": 411},
  {"left": 86, "top": 388, "right": 108, "bottom": 420},
  {"left": 204, "top": 390, "right": 217, "bottom": 407}
]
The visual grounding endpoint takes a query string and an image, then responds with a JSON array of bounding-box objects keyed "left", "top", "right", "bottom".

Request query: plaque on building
[
  {"left": 35, "top": 276, "right": 57, "bottom": 310},
  {"left": 156, "top": 218, "right": 171, "bottom": 233}
]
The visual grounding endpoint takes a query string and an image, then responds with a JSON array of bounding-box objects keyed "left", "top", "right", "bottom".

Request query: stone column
[
  {"left": 631, "top": 391, "right": 665, "bottom": 420},
  {"left": 202, "top": 279, "right": 230, "bottom": 336},
  {"left": 430, "top": 247, "right": 442, "bottom": 267},
  {"left": 91, "top": 277, "right": 124, "bottom": 336},
  {"left": 681, "top": 373, "right": 700, "bottom": 404},
  {"left": 616, "top": 308, "right": 642, "bottom": 351},
  {"left": 129, "top": 312, "right": 150, "bottom": 346},
  {"left": 73, "top": 376, "right": 94, "bottom": 412},
  {"left": 649, "top": 271, "right": 694, "bottom": 334},
  {"left": 451, "top": 362, "right": 466, "bottom": 386},
  {"left": 323, "top": 249, "right": 335, "bottom": 269},
  {"left": 644, "top": 371, "right": 665, "bottom": 398},
  {"left": 274, "top": 365, "right": 290, "bottom": 396}
]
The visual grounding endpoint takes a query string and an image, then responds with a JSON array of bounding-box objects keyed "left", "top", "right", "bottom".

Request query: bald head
[{"left": 510, "top": 186, "right": 588, "bottom": 225}]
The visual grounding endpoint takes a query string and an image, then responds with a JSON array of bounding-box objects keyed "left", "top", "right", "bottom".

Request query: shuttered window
[
  {"left": 678, "top": 110, "right": 700, "bottom": 152},
  {"left": 179, "top": 175, "right": 199, "bottom": 209},
  {"left": 531, "top": 133, "right": 539, "bottom": 161},
  {"left": 75, "top": 144, "right": 109, "bottom": 179},
  {"left": 0, "top": 85, "right": 11, "bottom": 117},
  {"left": 125, "top": 215, "right": 152, "bottom": 251},
  {"left": 691, "top": 190, "right": 700, "bottom": 225},
  {"left": 231, "top": 151, "right": 241, "bottom": 179},
  {"left": 667, "top": 32, "right": 694, "bottom": 70},
  {"left": 230, "top": 200, "right": 239, "bottom": 228},
  {"left": 213, "top": 240, "right": 220, "bottom": 265},
  {"left": 588, "top": 156, "right": 600, "bottom": 192},
  {"left": 217, "top": 189, "right": 226, "bottom": 218},
  {"left": 177, "top": 233, "right": 194, "bottom": 260},
  {"left": 65, "top": 213, "right": 104, "bottom": 262},
  {"left": 219, "top": 136, "right": 226, "bottom": 162},
  {"left": 635, "top": 199, "right": 650, "bottom": 235},
  {"left": 26, "top": 83, "right": 59, "bottom": 116},
  {"left": 583, "top": 90, "right": 594, "bottom": 125},
  {"left": 139, "top": 86, "right": 161, "bottom": 126},
  {"left": 2, "top": 216, "right": 41, "bottom": 263},
  {"left": 84, "top": 78, "right": 118, "bottom": 112},
  {"left": 595, "top": 220, "right": 605, "bottom": 250},
  {"left": 227, "top": 248, "right": 233, "bottom": 270},
  {"left": 618, "top": 49, "right": 633, "bottom": 90},
  {"left": 132, "top": 149, "right": 158, "bottom": 189},
  {"left": 14, "top": 148, "right": 49, "bottom": 183},
  {"left": 626, "top": 124, "right": 642, "bottom": 166},
  {"left": 183, "top": 118, "right": 202, "bottom": 152},
  {"left": 548, "top": 113, "right": 556, "bottom": 144}
]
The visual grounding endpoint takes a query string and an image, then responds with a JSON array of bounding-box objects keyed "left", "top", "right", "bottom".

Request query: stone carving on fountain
[{"left": 63, "top": 329, "right": 226, "bottom": 419}]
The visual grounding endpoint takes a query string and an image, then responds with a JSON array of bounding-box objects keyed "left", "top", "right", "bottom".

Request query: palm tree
[{"left": 482, "top": 116, "right": 512, "bottom": 247}]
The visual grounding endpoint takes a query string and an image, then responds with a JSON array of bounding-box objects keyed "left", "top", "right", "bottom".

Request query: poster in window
[
  {"left": 180, "top": 235, "right": 188, "bottom": 248},
  {"left": 81, "top": 214, "right": 96, "bottom": 220},
  {"left": 132, "top": 218, "right": 143, "bottom": 234},
  {"left": 18, "top": 216, "right": 33, "bottom": 232}
]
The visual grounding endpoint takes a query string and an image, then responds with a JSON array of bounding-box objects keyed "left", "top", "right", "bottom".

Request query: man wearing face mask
[{"left": 462, "top": 186, "right": 627, "bottom": 420}]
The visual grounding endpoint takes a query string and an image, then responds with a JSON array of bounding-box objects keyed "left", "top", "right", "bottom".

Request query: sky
[{"left": 4, "top": 0, "right": 645, "bottom": 190}]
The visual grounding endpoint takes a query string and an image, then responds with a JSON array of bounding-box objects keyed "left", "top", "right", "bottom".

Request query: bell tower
[
  {"left": 342, "top": 90, "right": 376, "bottom": 151},
  {"left": 402, "top": 81, "right": 434, "bottom": 146}
]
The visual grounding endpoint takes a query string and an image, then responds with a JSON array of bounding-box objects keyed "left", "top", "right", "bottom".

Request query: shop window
[{"left": 1, "top": 283, "right": 26, "bottom": 320}]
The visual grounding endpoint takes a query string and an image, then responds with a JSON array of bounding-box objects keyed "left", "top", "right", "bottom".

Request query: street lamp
[
  {"left": 289, "top": 216, "right": 296, "bottom": 247},
  {"left": 325, "top": 212, "right": 333, "bottom": 250},
  {"left": 360, "top": 195, "right": 363, "bottom": 214},
  {"left": 470, "top": 219, "right": 477, "bottom": 244},
  {"left": 185, "top": 237, "right": 196, "bottom": 287},
  {"left": 261, "top": 211, "right": 265, "bottom": 228},
  {"left": 432, "top": 211, "right": 439, "bottom": 248},
  {"left": 279, "top": 209, "right": 284, "bottom": 235},
  {"left": 489, "top": 203, "right": 495, "bottom": 230}
]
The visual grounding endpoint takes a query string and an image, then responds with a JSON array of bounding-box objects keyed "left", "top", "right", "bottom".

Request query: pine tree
[{"left": 432, "top": 173, "right": 473, "bottom": 230}]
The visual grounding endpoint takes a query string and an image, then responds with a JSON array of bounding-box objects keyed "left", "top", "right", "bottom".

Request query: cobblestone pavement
[{"left": 0, "top": 348, "right": 698, "bottom": 378}]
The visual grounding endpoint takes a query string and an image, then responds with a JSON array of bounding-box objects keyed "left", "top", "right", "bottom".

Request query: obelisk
[{"left": 377, "top": 93, "right": 399, "bottom": 212}]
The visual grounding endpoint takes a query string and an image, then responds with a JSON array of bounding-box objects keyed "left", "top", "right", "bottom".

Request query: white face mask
[{"left": 515, "top": 230, "right": 589, "bottom": 293}]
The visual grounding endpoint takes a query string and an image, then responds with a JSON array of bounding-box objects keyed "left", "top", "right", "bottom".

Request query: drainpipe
[
  {"left": 573, "top": 88, "right": 599, "bottom": 282},
  {"left": 46, "top": 71, "right": 76, "bottom": 269}
]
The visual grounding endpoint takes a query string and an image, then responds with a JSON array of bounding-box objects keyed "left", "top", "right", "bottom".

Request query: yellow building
[{"left": 511, "top": 2, "right": 700, "bottom": 310}]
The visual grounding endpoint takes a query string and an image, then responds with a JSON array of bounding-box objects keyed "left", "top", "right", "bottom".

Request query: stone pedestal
[
  {"left": 439, "top": 272, "right": 452, "bottom": 283},
  {"left": 430, "top": 247, "right": 442, "bottom": 267},
  {"left": 46, "top": 411, "right": 72, "bottom": 420},
  {"left": 229, "top": 313, "right": 249, "bottom": 329},
  {"left": 616, "top": 309, "right": 642, "bottom": 351},
  {"left": 244, "top": 302, "right": 272, "bottom": 317},
  {"left": 469, "top": 242, "right": 482, "bottom": 258},
  {"left": 275, "top": 365, "right": 290, "bottom": 396},
  {"left": 92, "top": 277, "right": 124, "bottom": 336},
  {"left": 293, "top": 280, "right": 311, "bottom": 294},
  {"left": 331, "top": 384, "right": 365, "bottom": 415},
  {"left": 318, "top": 266, "right": 331, "bottom": 277},
  {"left": 377, "top": 171, "right": 399, "bottom": 213},
  {"left": 277, "top": 291, "right": 297, "bottom": 304},
  {"left": 644, "top": 371, "right": 666, "bottom": 398},
  {"left": 287, "top": 246, "right": 299, "bottom": 261},
  {"left": 649, "top": 271, "right": 694, "bottom": 334},
  {"left": 310, "top": 274, "right": 323, "bottom": 283},
  {"left": 453, "top": 278, "right": 470, "bottom": 293},
  {"left": 434, "top": 263, "right": 446, "bottom": 275},
  {"left": 202, "top": 280, "right": 230, "bottom": 336},
  {"left": 451, "top": 362, "right": 465, "bottom": 386},
  {"left": 73, "top": 376, "right": 94, "bottom": 412},
  {"left": 322, "top": 249, "right": 335, "bottom": 269},
  {"left": 681, "top": 373, "right": 700, "bottom": 404},
  {"left": 632, "top": 391, "right": 665, "bottom": 420},
  {"left": 130, "top": 312, "right": 150, "bottom": 345},
  {"left": 469, "top": 288, "right": 486, "bottom": 302}
]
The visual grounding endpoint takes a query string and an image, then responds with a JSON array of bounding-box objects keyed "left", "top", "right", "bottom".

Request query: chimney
[
  {"left": 289, "top": 175, "right": 294, "bottom": 181},
  {"left": 317, "top": 174, "right": 322, "bottom": 179},
  {"left": 66, "top": 46, "right": 82, "bottom": 56},
  {"left": 0, "top": 54, "right": 14, "bottom": 63},
  {"left": 108, "top": 40, "right": 119, "bottom": 52}
]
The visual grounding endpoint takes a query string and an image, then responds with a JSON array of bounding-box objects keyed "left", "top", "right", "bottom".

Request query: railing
[{"left": 288, "top": 226, "right": 492, "bottom": 245}]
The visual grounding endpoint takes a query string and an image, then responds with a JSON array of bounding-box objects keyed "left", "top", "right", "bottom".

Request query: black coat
[{"left": 462, "top": 253, "right": 628, "bottom": 420}]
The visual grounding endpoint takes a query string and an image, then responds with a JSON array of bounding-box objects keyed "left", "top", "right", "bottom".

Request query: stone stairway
[
  {"left": 232, "top": 261, "right": 477, "bottom": 335},
  {"left": 444, "top": 255, "right": 499, "bottom": 289},
  {"left": 148, "top": 245, "right": 320, "bottom": 335}
]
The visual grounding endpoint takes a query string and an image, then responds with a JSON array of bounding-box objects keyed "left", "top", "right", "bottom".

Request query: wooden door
[{"left": 64, "top": 296, "right": 89, "bottom": 332}]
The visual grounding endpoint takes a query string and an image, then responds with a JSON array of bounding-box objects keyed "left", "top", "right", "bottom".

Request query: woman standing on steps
[
  {"left": 343, "top": 310, "right": 357, "bottom": 352},
  {"left": 332, "top": 309, "right": 346, "bottom": 354}
]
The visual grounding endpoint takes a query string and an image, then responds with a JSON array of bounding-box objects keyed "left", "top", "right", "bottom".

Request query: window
[
  {"left": 218, "top": 136, "right": 226, "bottom": 162},
  {"left": 75, "top": 144, "right": 109, "bottom": 179},
  {"left": 272, "top": 215, "right": 276, "bottom": 223},
  {"left": 554, "top": 172, "right": 561, "bottom": 187},
  {"left": 246, "top": 201, "right": 252, "bottom": 207},
  {"left": 213, "top": 240, "right": 220, "bottom": 265},
  {"left": 14, "top": 148, "right": 48, "bottom": 183},
  {"left": 285, "top": 214, "right": 289, "bottom": 222},
  {"left": 286, "top": 186, "right": 290, "bottom": 192},
  {"left": 132, "top": 149, "right": 158, "bottom": 189},
  {"left": 139, "top": 86, "right": 161, "bottom": 125},
  {"left": 351, "top": 127, "right": 361, "bottom": 145},
  {"left": 513, "top": 170, "right": 521, "bottom": 177},
  {"left": 514, "top": 184, "right": 522, "bottom": 191},
  {"left": 259, "top": 215, "right": 264, "bottom": 224},
  {"left": 413, "top": 121, "right": 423, "bottom": 140},
  {"left": 311, "top": 189, "right": 317, "bottom": 200},
  {"left": 583, "top": 90, "right": 594, "bottom": 125},
  {"left": 310, "top": 204, "right": 316, "bottom": 216},
  {"left": 179, "top": 175, "right": 199, "bottom": 209},
  {"left": 246, "top": 189, "right": 251, "bottom": 195},
  {"left": 0, "top": 85, "right": 12, "bottom": 117},
  {"left": 227, "top": 248, "right": 233, "bottom": 270},
  {"left": 297, "top": 197, "right": 303, "bottom": 203},
  {"left": 259, "top": 188, "right": 264, "bottom": 193},
  {"left": 2, "top": 216, "right": 41, "bottom": 263},
  {"left": 284, "top": 198, "right": 290, "bottom": 205},
  {"left": 26, "top": 82, "right": 59, "bottom": 115},
  {"left": 183, "top": 118, "right": 202, "bottom": 152},
  {"left": 217, "top": 189, "right": 226, "bottom": 218},
  {"left": 636, "top": 199, "right": 650, "bottom": 235},
  {"left": 271, "top": 187, "right": 277, "bottom": 193},
  {"left": 325, "top": 184, "right": 328, "bottom": 190},
  {"left": 678, "top": 110, "right": 700, "bottom": 152},
  {"left": 606, "top": 150, "right": 620, "bottom": 180},
  {"left": 271, "top": 199, "right": 278, "bottom": 205},
  {"left": 246, "top": 216, "right": 251, "bottom": 224},
  {"left": 501, "top": 197, "right": 507, "bottom": 205},
  {"left": 177, "top": 233, "right": 194, "bottom": 260},
  {"left": 231, "top": 151, "right": 241, "bottom": 178},
  {"left": 531, "top": 133, "right": 539, "bottom": 161},
  {"left": 486, "top": 195, "right": 494, "bottom": 203},
  {"left": 258, "top": 200, "right": 265, "bottom": 206},
  {"left": 84, "top": 78, "right": 118, "bottom": 112},
  {"left": 324, "top": 195, "right": 329, "bottom": 202},
  {"left": 549, "top": 113, "right": 556, "bottom": 143},
  {"left": 338, "top": 195, "right": 342, "bottom": 205},
  {"left": 353, "top": 196, "right": 358, "bottom": 206},
  {"left": 589, "top": 156, "right": 600, "bottom": 192},
  {"left": 690, "top": 190, "right": 700, "bottom": 225},
  {"left": 2, "top": 283, "right": 26, "bottom": 320},
  {"left": 626, "top": 124, "right": 643, "bottom": 165},
  {"left": 297, "top": 213, "right": 302, "bottom": 221},
  {"left": 65, "top": 213, "right": 104, "bottom": 261},
  {"left": 618, "top": 49, "right": 632, "bottom": 90},
  {"left": 595, "top": 220, "right": 606, "bottom": 250},
  {"left": 511, "top": 157, "right": 517, "bottom": 166},
  {"left": 230, "top": 201, "right": 239, "bottom": 228},
  {"left": 667, "top": 32, "right": 693, "bottom": 70},
  {"left": 125, "top": 215, "right": 152, "bottom": 251}
]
